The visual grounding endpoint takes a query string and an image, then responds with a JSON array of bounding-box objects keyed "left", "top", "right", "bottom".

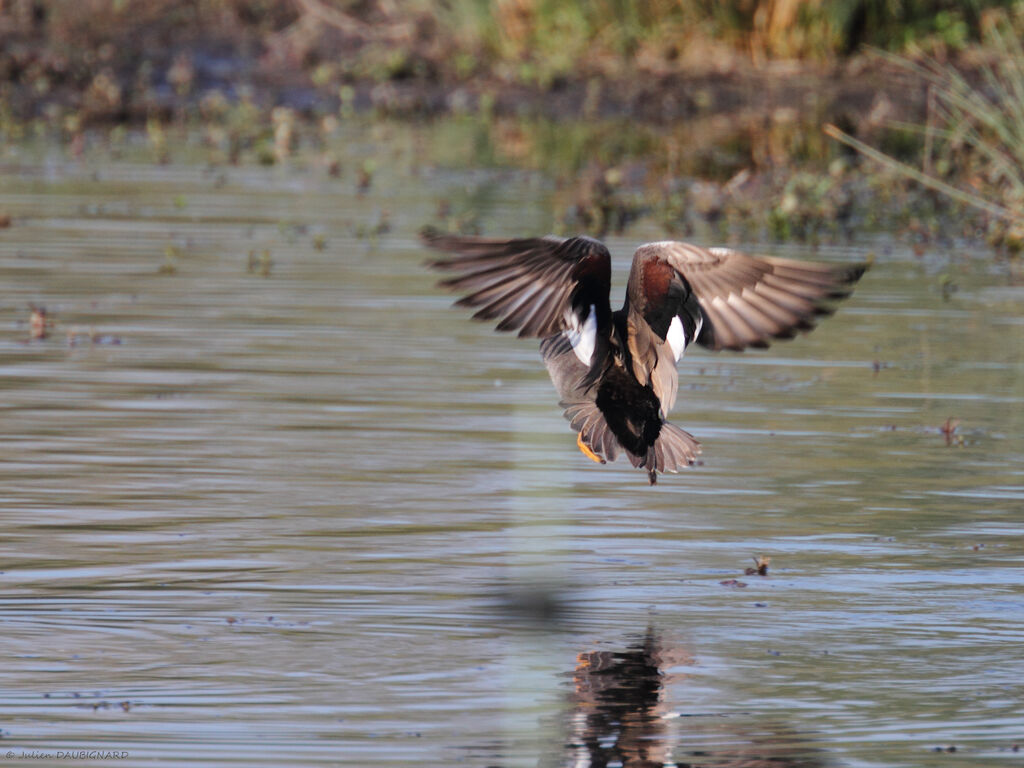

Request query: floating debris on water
[
  {"left": 324, "top": 153, "right": 342, "bottom": 178},
  {"left": 939, "top": 273, "right": 959, "bottom": 301},
  {"left": 357, "top": 159, "right": 376, "bottom": 194},
  {"left": 67, "top": 329, "right": 122, "bottom": 347},
  {"left": 353, "top": 210, "right": 391, "bottom": 241},
  {"left": 159, "top": 245, "right": 179, "bottom": 275},
  {"left": 940, "top": 417, "right": 963, "bottom": 447},
  {"left": 272, "top": 106, "right": 296, "bottom": 164},
  {"left": 28, "top": 304, "right": 52, "bottom": 340},
  {"left": 745, "top": 556, "right": 770, "bottom": 576},
  {"left": 247, "top": 249, "right": 273, "bottom": 277}
]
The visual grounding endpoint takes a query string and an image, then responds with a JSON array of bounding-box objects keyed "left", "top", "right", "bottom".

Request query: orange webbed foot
[{"left": 576, "top": 433, "right": 605, "bottom": 464}]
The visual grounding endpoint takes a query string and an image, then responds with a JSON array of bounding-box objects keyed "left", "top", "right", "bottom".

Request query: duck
[{"left": 423, "top": 228, "right": 867, "bottom": 484}]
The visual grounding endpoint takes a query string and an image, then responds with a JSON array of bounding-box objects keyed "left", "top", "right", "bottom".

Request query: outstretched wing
[
  {"left": 423, "top": 228, "right": 613, "bottom": 340},
  {"left": 633, "top": 241, "right": 868, "bottom": 353},
  {"left": 623, "top": 241, "right": 867, "bottom": 415}
]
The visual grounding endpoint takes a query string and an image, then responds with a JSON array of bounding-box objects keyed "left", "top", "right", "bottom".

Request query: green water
[{"left": 1, "top": 127, "right": 1022, "bottom": 767}]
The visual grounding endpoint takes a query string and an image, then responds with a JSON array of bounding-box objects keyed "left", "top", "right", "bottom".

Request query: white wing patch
[
  {"left": 667, "top": 314, "right": 704, "bottom": 362},
  {"left": 667, "top": 316, "right": 686, "bottom": 361},
  {"left": 564, "top": 304, "right": 597, "bottom": 366}
]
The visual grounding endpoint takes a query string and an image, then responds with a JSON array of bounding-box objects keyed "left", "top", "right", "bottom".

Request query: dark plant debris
[
  {"left": 745, "top": 555, "right": 771, "bottom": 576},
  {"left": 940, "top": 417, "right": 963, "bottom": 447}
]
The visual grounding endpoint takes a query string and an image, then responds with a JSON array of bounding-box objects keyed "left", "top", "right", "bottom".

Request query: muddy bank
[{"left": 1, "top": 38, "right": 920, "bottom": 136}]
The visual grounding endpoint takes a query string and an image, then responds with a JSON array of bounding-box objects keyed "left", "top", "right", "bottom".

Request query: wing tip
[
  {"left": 699, "top": 255, "right": 867, "bottom": 351},
  {"left": 419, "top": 224, "right": 445, "bottom": 245},
  {"left": 832, "top": 260, "right": 870, "bottom": 287}
]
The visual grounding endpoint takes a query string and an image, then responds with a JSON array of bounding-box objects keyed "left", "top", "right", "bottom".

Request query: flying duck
[{"left": 424, "top": 229, "right": 867, "bottom": 484}]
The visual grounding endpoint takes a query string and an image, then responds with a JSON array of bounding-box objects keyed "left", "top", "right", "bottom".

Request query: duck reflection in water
[{"left": 559, "top": 629, "right": 828, "bottom": 768}]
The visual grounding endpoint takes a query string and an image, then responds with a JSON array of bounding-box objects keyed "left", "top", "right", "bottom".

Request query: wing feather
[
  {"left": 424, "top": 228, "right": 612, "bottom": 339},
  {"left": 633, "top": 242, "right": 867, "bottom": 352}
]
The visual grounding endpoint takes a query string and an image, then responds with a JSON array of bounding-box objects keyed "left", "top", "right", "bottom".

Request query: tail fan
[
  {"left": 561, "top": 401, "right": 700, "bottom": 483},
  {"left": 649, "top": 421, "right": 702, "bottom": 480}
]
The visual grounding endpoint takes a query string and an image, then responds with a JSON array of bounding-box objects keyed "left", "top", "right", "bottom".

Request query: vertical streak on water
[{"left": 496, "top": 406, "right": 571, "bottom": 765}]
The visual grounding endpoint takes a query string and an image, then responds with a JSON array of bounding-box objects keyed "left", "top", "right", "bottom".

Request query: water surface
[{"left": 1, "top": 131, "right": 1022, "bottom": 767}]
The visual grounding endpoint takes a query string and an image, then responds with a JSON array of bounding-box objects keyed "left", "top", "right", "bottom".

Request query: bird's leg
[
  {"left": 647, "top": 469, "right": 657, "bottom": 485},
  {"left": 576, "top": 433, "right": 605, "bottom": 464}
]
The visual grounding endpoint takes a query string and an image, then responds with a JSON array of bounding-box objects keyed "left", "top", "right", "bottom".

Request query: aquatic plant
[{"left": 825, "top": 16, "right": 1024, "bottom": 234}]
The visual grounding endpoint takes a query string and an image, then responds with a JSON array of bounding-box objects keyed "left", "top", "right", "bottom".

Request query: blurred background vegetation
[
  {"left": 2, "top": 0, "right": 1023, "bottom": 248},
  {"left": 2, "top": 0, "right": 1021, "bottom": 116}
]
